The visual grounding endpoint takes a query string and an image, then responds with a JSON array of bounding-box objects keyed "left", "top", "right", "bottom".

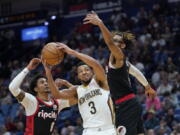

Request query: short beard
[{"left": 81, "top": 79, "right": 91, "bottom": 86}]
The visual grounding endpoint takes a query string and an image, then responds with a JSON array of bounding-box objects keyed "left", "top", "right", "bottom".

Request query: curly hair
[
  {"left": 112, "top": 31, "right": 135, "bottom": 49},
  {"left": 29, "top": 74, "right": 46, "bottom": 95}
]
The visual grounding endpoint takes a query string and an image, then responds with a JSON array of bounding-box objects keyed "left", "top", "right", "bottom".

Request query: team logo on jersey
[
  {"left": 79, "top": 89, "right": 102, "bottom": 105},
  {"left": 38, "top": 110, "right": 57, "bottom": 119}
]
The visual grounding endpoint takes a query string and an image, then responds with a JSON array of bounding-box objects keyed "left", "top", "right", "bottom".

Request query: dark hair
[
  {"left": 76, "top": 62, "right": 93, "bottom": 71},
  {"left": 112, "top": 31, "right": 135, "bottom": 49},
  {"left": 29, "top": 74, "right": 46, "bottom": 95},
  {"left": 77, "top": 62, "right": 87, "bottom": 67}
]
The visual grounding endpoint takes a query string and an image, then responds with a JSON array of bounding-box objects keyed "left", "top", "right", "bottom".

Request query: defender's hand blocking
[
  {"left": 27, "top": 58, "right": 41, "bottom": 70},
  {"left": 145, "top": 86, "right": 156, "bottom": 98},
  {"left": 56, "top": 43, "right": 74, "bottom": 55},
  {"left": 83, "top": 11, "right": 102, "bottom": 25}
]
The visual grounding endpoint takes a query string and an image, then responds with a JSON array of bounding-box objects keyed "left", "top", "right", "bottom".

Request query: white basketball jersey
[{"left": 77, "top": 78, "right": 114, "bottom": 128}]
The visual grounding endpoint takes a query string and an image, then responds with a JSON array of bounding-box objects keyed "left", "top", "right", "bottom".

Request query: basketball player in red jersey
[{"left": 9, "top": 58, "right": 76, "bottom": 135}]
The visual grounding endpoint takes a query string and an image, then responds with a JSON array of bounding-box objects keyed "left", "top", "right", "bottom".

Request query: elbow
[{"left": 9, "top": 82, "right": 14, "bottom": 91}]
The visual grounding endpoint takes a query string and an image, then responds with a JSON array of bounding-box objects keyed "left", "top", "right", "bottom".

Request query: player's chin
[
  {"left": 44, "top": 88, "right": 50, "bottom": 93},
  {"left": 45, "top": 91, "right": 51, "bottom": 94}
]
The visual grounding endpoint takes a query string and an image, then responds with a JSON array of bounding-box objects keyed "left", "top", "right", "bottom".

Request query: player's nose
[{"left": 44, "top": 82, "right": 48, "bottom": 86}]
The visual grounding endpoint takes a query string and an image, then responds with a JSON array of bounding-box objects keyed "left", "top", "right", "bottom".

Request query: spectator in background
[
  {"left": 0, "top": 88, "right": 12, "bottom": 105},
  {"left": 161, "top": 92, "right": 176, "bottom": 112},
  {"left": 170, "top": 123, "right": 180, "bottom": 135},
  {"left": 165, "top": 108, "right": 175, "bottom": 129},
  {"left": 154, "top": 117, "right": 172, "bottom": 135},
  {"left": 157, "top": 79, "right": 173, "bottom": 96},
  {"left": 14, "top": 106, "right": 26, "bottom": 127},
  {"left": 146, "top": 129, "right": 155, "bottom": 135},
  {"left": 144, "top": 109, "right": 159, "bottom": 130},
  {"left": 0, "top": 125, "right": 11, "bottom": 135},
  {"left": 146, "top": 96, "right": 161, "bottom": 112},
  {"left": 151, "top": 68, "right": 161, "bottom": 88}
]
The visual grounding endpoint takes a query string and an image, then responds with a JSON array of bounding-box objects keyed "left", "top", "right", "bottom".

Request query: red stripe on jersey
[
  {"left": 24, "top": 101, "right": 39, "bottom": 135},
  {"left": 115, "top": 93, "right": 135, "bottom": 104},
  {"left": 36, "top": 97, "right": 54, "bottom": 107}
]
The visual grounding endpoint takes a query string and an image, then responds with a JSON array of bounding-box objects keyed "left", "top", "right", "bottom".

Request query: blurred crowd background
[{"left": 0, "top": 0, "right": 179, "bottom": 135}]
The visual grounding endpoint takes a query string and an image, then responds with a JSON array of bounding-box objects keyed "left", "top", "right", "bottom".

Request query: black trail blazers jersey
[
  {"left": 107, "top": 60, "right": 134, "bottom": 101},
  {"left": 24, "top": 97, "right": 59, "bottom": 135}
]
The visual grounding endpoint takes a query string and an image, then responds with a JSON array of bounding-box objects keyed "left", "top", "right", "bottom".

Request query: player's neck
[{"left": 37, "top": 93, "right": 50, "bottom": 101}]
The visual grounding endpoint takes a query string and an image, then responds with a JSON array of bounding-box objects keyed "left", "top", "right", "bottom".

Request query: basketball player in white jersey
[
  {"left": 43, "top": 43, "right": 120, "bottom": 135},
  {"left": 8, "top": 58, "right": 76, "bottom": 135}
]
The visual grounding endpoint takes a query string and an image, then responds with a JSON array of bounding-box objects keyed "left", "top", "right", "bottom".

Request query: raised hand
[
  {"left": 27, "top": 58, "right": 41, "bottom": 70},
  {"left": 83, "top": 11, "right": 102, "bottom": 25},
  {"left": 56, "top": 43, "right": 74, "bottom": 55}
]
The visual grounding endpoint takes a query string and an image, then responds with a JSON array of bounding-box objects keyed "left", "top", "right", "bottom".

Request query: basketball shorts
[
  {"left": 115, "top": 98, "right": 144, "bottom": 135},
  {"left": 82, "top": 125, "right": 117, "bottom": 135}
]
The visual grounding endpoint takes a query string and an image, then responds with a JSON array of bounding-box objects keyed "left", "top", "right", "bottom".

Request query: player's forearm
[
  {"left": 98, "top": 22, "right": 124, "bottom": 59},
  {"left": 98, "top": 21, "right": 114, "bottom": 45},
  {"left": 70, "top": 50, "right": 100, "bottom": 69},
  {"left": 9, "top": 68, "right": 29, "bottom": 96},
  {"left": 46, "top": 72, "right": 71, "bottom": 99}
]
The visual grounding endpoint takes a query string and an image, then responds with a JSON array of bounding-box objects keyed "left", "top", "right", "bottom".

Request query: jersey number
[{"left": 88, "top": 101, "right": 97, "bottom": 114}]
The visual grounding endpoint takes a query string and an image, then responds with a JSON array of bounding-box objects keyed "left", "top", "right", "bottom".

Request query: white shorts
[{"left": 82, "top": 125, "right": 117, "bottom": 135}]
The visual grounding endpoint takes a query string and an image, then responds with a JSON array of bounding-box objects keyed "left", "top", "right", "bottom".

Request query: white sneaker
[{"left": 117, "top": 126, "right": 126, "bottom": 135}]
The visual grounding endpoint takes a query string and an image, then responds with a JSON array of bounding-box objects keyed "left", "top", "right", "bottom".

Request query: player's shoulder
[{"left": 23, "top": 92, "right": 37, "bottom": 101}]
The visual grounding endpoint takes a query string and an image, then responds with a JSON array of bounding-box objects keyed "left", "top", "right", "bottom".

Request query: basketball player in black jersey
[
  {"left": 83, "top": 11, "right": 156, "bottom": 135},
  {"left": 9, "top": 58, "right": 76, "bottom": 135}
]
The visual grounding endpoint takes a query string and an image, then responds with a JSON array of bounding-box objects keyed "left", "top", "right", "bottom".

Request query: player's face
[
  {"left": 113, "top": 35, "right": 126, "bottom": 48},
  {"left": 77, "top": 65, "right": 93, "bottom": 85},
  {"left": 35, "top": 78, "right": 50, "bottom": 94}
]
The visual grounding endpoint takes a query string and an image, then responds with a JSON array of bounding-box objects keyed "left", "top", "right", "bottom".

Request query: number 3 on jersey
[{"left": 88, "top": 101, "right": 97, "bottom": 114}]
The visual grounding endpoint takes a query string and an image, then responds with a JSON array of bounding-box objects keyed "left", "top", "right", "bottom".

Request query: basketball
[{"left": 41, "top": 42, "right": 64, "bottom": 65}]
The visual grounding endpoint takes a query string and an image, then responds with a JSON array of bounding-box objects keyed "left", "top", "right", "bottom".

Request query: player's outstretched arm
[
  {"left": 43, "top": 61, "right": 78, "bottom": 99},
  {"left": 9, "top": 58, "right": 41, "bottom": 102},
  {"left": 83, "top": 11, "right": 124, "bottom": 60},
  {"left": 56, "top": 43, "right": 109, "bottom": 90},
  {"left": 128, "top": 63, "right": 156, "bottom": 98}
]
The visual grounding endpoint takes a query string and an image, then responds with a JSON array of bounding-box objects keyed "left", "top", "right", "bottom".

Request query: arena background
[{"left": 0, "top": 0, "right": 179, "bottom": 134}]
